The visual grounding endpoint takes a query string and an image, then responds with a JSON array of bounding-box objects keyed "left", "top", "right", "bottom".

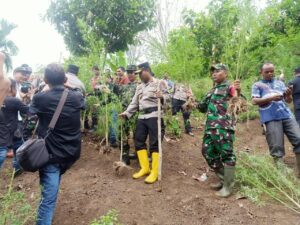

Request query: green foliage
[
  {"left": 96, "top": 93, "right": 122, "bottom": 141},
  {"left": 0, "top": 19, "right": 18, "bottom": 71},
  {"left": 165, "top": 113, "right": 182, "bottom": 138},
  {"left": 90, "top": 209, "right": 121, "bottom": 225},
  {"left": 153, "top": 28, "right": 204, "bottom": 83},
  {"left": 106, "top": 52, "right": 127, "bottom": 73},
  {"left": 153, "top": 0, "right": 300, "bottom": 104},
  {"left": 46, "top": 0, "right": 155, "bottom": 55},
  {"left": 236, "top": 152, "right": 300, "bottom": 214},
  {"left": 0, "top": 171, "right": 36, "bottom": 225}
]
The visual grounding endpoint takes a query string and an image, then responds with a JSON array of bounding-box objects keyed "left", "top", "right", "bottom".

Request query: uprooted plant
[{"left": 236, "top": 152, "right": 300, "bottom": 214}]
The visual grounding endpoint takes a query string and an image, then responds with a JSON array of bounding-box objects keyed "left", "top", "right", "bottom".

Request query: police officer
[
  {"left": 172, "top": 83, "right": 194, "bottom": 136},
  {"left": 65, "top": 64, "right": 86, "bottom": 94},
  {"left": 120, "top": 62, "right": 169, "bottom": 184}
]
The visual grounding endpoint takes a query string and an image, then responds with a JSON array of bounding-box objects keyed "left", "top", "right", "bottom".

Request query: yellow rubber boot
[
  {"left": 145, "top": 152, "right": 159, "bottom": 184},
  {"left": 132, "top": 150, "right": 150, "bottom": 179}
]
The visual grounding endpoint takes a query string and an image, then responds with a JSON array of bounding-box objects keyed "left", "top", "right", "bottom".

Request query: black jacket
[
  {"left": 0, "top": 96, "right": 28, "bottom": 146},
  {"left": 289, "top": 76, "right": 300, "bottom": 110},
  {"left": 29, "top": 86, "right": 85, "bottom": 171}
]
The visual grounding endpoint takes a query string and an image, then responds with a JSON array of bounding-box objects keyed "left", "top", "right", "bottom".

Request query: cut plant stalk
[
  {"left": 113, "top": 121, "right": 130, "bottom": 176},
  {"left": 100, "top": 92, "right": 111, "bottom": 154},
  {"left": 157, "top": 96, "right": 163, "bottom": 192}
]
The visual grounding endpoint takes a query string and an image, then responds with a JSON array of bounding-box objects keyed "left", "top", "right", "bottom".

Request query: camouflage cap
[
  {"left": 126, "top": 65, "right": 137, "bottom": 72},
  {"left": 135, "top": 62, "right": 151, "bottom": 74},
  {"left": 210, "top": 63, "right": 229, "bottom": 71}
]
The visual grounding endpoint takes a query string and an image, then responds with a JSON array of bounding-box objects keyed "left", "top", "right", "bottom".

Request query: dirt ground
[{"left": 1, "top": 119, "right": 300, "bottom": 225}]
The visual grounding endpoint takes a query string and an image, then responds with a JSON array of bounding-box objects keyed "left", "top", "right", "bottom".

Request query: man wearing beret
[{"left": 120, "top": 62, "right": 169, "bottom": 184}]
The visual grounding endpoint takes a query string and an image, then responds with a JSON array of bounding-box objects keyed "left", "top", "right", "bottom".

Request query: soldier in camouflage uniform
[
  {"left": 118, "top": 65, "right": 139, "bottom": 164},
  {"left": 84, "top": 66, "right": 101, "bottom": 131},
  {"left": 198, "top": 63, "right": 242, "bottom": 198},
  {"left": 120, "top": 62, "right": 169, "bottom": 184}
]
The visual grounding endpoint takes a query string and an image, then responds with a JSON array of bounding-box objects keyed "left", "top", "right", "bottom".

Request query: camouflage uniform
[
  {"left": 119, "top": 81, "right": 138, "bottom": 163},
  {"left": 199, "top": 80, "right": 236, "bottom": 170}
]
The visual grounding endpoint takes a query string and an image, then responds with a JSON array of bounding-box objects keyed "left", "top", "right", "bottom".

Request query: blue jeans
[
  {"left": 36, "top": 164, "right": 61, "bottom": 225},
  {"left": 109, "top": 110, "right": 118, "bottom": 144},
  {"left": 0, "top": 146, "right": 8, "bottom": 168},
  {"left": 0, "top": 139, "right": 23, "bottom": 170}
]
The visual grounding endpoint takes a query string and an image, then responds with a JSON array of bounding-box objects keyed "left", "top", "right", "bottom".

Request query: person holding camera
[
  {"left": 13, "top": 64, "right": 33, "bottom": 101},
  {"left": 0, "top": 79, "right": 28, "bottom": 172}
]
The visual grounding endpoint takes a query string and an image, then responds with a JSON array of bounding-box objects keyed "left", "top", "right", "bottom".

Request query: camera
[{"left": 20, "top": 82, "right": 32, "bottom": 94}]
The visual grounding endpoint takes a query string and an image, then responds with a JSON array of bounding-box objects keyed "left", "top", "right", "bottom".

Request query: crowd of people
[{"left": 1, "top": 50, "right": 300, "bottom": 224}]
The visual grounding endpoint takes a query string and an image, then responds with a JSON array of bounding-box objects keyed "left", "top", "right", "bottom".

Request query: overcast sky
[
  {"left": 0, "top": 0, "right": 265, "bottom": 73},
  {"left": 0, "top": 0, "right": 68, "bottom": 73}
]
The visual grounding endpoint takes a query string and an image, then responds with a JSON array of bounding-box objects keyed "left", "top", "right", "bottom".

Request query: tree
[
  {"left": 46, "top": 0, "right": 155, "bottom": 56},
  {"left": 0, "top": 19, "right": 18, "bottom": 71}
]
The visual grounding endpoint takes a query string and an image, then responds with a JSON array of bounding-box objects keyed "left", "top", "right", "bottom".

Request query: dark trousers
[
  {"left": 265, "top": 118, "right": 300, "bottom": 158},
  {"left": 172, "top": 98, "right": 192, "bottom": 133},
  {"left": 135, "top": 117, "right": 165, "bottom": 153},
  {"left": 295, "top": 109, "right": 300, "bottom": 126}
]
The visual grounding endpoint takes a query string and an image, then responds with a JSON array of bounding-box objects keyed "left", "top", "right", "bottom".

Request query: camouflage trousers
[
  {"left": 120, "top": 115, "right": 138, "bottom": 152},
  {"left": 202, "top": 129, "right": 236, "bottom": 169}
]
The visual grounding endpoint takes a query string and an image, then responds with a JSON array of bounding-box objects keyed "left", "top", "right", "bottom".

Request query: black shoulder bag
[{"left": 16, "top": 89, "right": 69, "bottom": 172}]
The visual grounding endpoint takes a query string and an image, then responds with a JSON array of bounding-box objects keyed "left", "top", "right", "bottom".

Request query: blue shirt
[{"left": 251, "top": 79, "right": 292, "bottom": 123}]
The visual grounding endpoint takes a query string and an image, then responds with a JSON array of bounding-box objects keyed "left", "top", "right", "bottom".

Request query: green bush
[{"left": 90, "top": 209, "right": 121, "bottom": 225}]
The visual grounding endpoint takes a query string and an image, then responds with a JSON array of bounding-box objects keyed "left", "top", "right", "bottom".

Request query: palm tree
[{"left": 0, "top": 19, "right": 18, "bottom": 71}]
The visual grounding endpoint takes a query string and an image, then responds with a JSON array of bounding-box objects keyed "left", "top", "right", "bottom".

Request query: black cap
[
  {"left": 67, "top": 64, "right": 80, "bottom": 75},
  {"left": 295, "top": 67, "right": 300, "bottom": 74},
  {"left": 135, "top": 62, "right": 151, "bottom": 74},
  {"left": 126, "top": 65, "right": 137, "bottom": 72},
  {"left": 14, "top": 64, "right": 32, "bottom": 76}
]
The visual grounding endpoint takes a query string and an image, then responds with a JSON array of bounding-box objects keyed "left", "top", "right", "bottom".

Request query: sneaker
[{"left": 187, "top": 132, "right": 194, "bottom": 137}]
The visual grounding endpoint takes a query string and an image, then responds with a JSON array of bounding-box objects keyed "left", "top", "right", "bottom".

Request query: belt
[{"left": 140, "top": 107, "right": 159, "bottom": 114}]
